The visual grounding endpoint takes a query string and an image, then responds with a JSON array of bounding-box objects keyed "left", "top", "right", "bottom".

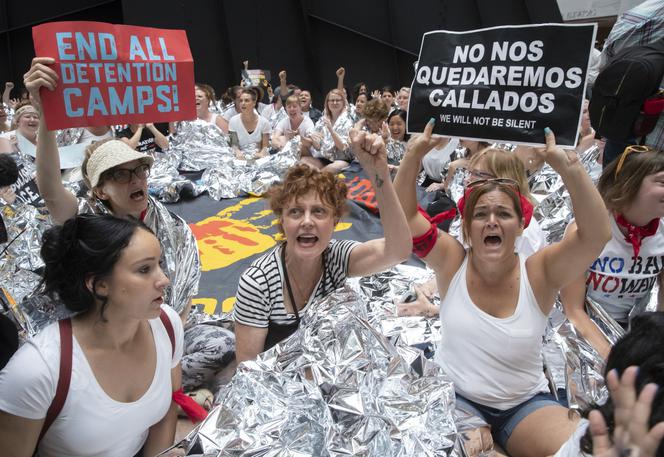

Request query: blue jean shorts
[{"left": 455, "top": 391, "right": 564, "bottom": 450}]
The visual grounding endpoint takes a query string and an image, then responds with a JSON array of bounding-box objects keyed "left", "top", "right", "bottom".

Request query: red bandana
[
  {"left": 456, "top": 189, "right": 534, "bottom": 229},
  {"left": 615, "top": 214, "right": 659, "bottom": 258}
]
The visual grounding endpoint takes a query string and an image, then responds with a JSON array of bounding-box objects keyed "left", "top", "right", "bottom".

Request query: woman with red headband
[
  {"left": 561, "top": 145, "right": 664, "bottom": 359},
  {"left": 394, "top": 120, "right": 610, "bottom": 456}
]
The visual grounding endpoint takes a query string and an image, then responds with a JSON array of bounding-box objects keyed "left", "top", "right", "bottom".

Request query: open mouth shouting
[
  {"left": 483, "top": 234, "right": 503, "bottom": 248},
  {"left": 129, "top": 188, "right": 147, "bottom": 202},
  {"left": 296, "top": 233, "right": 319, "bottom": 247}
]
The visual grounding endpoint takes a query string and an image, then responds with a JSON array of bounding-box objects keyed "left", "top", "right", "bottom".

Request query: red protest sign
[{"left": 32, "top": 21, "right": 196, "bottom": 130}]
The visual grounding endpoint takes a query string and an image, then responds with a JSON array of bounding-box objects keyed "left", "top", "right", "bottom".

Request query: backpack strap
[
  {"left": 159, "top": 309, "right": 175, "bottom": 357},
  {"left": 38, "top": 319, "right": 73, "bottom": 443}
]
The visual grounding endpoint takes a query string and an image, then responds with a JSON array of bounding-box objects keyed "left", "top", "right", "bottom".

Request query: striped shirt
[{"left": 233, "top": 239, "right": 359, "bottom": 328}]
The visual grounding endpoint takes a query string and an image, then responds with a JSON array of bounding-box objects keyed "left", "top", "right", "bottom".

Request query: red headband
[{"left": 457, "top": 188, "right": 533, "bottom": 229}]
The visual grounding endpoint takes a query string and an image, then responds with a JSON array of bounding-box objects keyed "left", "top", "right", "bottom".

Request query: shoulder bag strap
[
  {"left": 159, "top": 309, "right": 175, "bottom": 357},
  {"left": 38, "top": 318, "right": 73, "bottom": 443},
  {"left": 281, "top": 245, "right": 300, "bottom": 322}
]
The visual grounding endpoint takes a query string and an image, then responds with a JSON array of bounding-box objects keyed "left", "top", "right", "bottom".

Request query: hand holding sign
[
  {"left": 408, "top": 24, "right": 597, "bottom": 146},
  {"left": 24, "top": 57, "right": 59, "bottom": 110},
  {"left": 540, "top": 128, "right": 581, "bottom": 172},
  {"left": 406, "top": 118, "right": 440, "bottom": 159}
]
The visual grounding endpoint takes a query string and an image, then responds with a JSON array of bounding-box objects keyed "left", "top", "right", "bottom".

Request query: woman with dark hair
[
  {"left": 25, "top": 57, "right": 234, "bottom": 398},
  {"left": 555, "top": 312, "right": 664, "bottom": 456},
  {"left": 0, "top": 214, "right": 182, "bottom": 456},
  {"left": 352, "top": 82, "right": 368, "bottom": 104},
  {"left": 380, "top": 85, "right": 397, "bottom": 111},
  {"left": 561, "top": 145, "right": 664, "bottom": 359},
  {"left": 233, "top": 129, "right": 411, "bottom": 363},
  {"left": 386, "top": 109, "right": 409, "bottom": 168},
  {"left": 228, "top": 88, "right": 271, "bottom": 159},
  {"left": 394, "top": 120, "right": 611, "bottom": 456}
]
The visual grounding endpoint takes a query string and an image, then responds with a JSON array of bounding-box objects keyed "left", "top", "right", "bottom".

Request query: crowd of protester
[{"left": 1, "top": 3, "right": 664, "bottom": 455}]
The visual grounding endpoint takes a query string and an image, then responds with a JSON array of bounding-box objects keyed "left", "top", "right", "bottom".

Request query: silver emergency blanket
[
  {"left": 350, "top": 264, "right": 441, "bottom": 348},
  {"left": 169, "top": 119, "right": 233, "bottom": 171},
  {"left": 531, "top": 144, "right": 601, "bottom": 244},
  {"left": 202, "top": 141, "right": 299, "bottom": 199},
  {"left": 173, "top": 287, "right": 459, "bottom": 456},
  {"left": 312, "top": 112, "right": 354, "bottom": 162},
  {"left": 77, "top": 195, "right": 200, "bottom": 314},
  {"left": 55, "top": 127, "right": 84, "bottom": 146},
  {"left": 267, "top": 106, "right": 288, "bottom": 129},
  {"left": 0, "top": 285, "right": 35, "bottom": 342},
  {"left": 0, "top": 202, "right": 51, "bottom": 337},
  {"left": 386, "top": 139, "right": 406, "bottom": 166}
]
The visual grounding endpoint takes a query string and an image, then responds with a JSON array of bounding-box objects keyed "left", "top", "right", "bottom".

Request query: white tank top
[
  {"left": 436, "top": 253, "right": 549, "bottom": 410},
  {"left": 586, "top": 216, "right": 664, "bottom": 323}
]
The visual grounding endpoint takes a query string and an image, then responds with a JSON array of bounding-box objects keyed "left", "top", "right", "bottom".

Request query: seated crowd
[{"left": 0, "top": 53, "right": 662, "bottom": 457}]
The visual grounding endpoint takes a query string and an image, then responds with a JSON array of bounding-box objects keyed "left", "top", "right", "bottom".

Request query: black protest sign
[
  {"left": 407, "top": 24, "right": 596, "bottom": 147},
  {"left": 11, "top": 163, "right": 45, "bottom": 208}
]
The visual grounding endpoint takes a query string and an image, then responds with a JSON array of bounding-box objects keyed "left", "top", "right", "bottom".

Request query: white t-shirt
[
  {"left": 274, "top": 116, "right": 314, "bottom": 138},
  {"left": 0, "top": 306, "right": 184, "bottom": 457},
  {"left": 586, "top": 216, "right": 664, "bottom": 323},
  {"left": 228, "top": 113, "right": 271, "bottom": 149},
  {"left": 78, "top": 128, "right": 113, "bottom": 145}
]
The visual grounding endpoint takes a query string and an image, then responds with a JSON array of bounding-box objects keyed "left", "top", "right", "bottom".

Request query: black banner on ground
[{"left": 407, "top": 23, "right": 596, "bottom": 147}]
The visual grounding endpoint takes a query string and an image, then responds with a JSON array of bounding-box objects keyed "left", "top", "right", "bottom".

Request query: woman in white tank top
[
  {"left": 394, "top": 121, "right": 611, "bottom": 456},
  {"left": 561, "top": 145, "right": 664, "bottom": 359},
  {"left": 195, "top": 84, "right": 225, "bottom": 131}
]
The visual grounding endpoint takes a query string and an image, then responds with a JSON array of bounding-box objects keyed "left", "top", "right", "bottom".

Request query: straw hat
[{"left": 86, "top": 140, "right": 154, "bottom": 188}]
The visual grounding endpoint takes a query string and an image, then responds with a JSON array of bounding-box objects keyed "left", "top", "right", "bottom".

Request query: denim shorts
[{"left": 455, "top": 391, "right": 564, "bottom": 450}]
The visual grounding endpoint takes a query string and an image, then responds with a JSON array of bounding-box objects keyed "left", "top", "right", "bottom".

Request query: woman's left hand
[
  {"left": 349, "top": 128, "right": 388, "bottom": 179},
  {"left": 536, "top": 128, "right": 581, "bottom": 172}
]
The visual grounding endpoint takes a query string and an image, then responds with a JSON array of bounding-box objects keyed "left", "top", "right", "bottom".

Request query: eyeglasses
[
  {"left": 106, "top": 164, "right": 151, "bottom": 183},
  {"left": 328, "top": 99, "right": 344, "bottom": 104},
  {"left": 464, "top": 169, "right": 496, "bottom": 183},
  {"left": 614, "top": 145, "right": 653, "bottom": 178},
  {"left": 466, "top": 177, "right": 521, "bottom": 194}
]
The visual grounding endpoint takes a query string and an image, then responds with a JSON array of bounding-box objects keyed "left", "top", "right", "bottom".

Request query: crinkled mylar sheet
[
  {"left": 169, "top": 286, "right": 461, "bottom": 457},
  {"left": 149, "top": 119, "right": 300, "bottom": 202},
  {"left": 202, "top": 139, "right": 299, "bottom": 200},
  {"left": 312, "top": 112, "right": 354, "bottom": 162}
]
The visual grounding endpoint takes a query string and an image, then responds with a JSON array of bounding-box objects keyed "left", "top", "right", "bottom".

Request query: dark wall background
[{"left": 0, "top": 0, "right": 562, "bottom": 107}]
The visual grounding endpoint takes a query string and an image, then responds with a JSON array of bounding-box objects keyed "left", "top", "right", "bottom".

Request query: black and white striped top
[{"left": 233, "top": 239, "right": 359, "bottom": 328}]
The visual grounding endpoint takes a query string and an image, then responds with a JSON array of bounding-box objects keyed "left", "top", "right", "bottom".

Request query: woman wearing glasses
[
  {"left": 561, "top": 145, "right": 664, "bottom": 359},
  {"left": 394, "top": 120, "right": 611, "bottom": 456},
  {"left": 301, "top": 89, "right": 354, "bottom": 173},
  {"left": 24, "top": 57, "right": 235, "bottom": 399}
]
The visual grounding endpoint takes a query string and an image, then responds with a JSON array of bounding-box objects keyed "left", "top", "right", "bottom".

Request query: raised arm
[
  {"left": 2, "top": 82, "right": 13, "bottom": 107},
  {"left": 24, "top": 57, "right": 78, "bottom": 224},
  {"left": 336, "top": 67, "right": 345, "bottom": 92},
  {"left": 393, "top": 120, "right": 460, "bottom": 273},
  {"left": 278, "top": 70, "right": 289, "bottom": 106},
  {"left": 530, "top": 129, "right": 611, "bottom": 303},
  {"left": 345, "top": 129, "right": 410, "bottom": 276}
]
